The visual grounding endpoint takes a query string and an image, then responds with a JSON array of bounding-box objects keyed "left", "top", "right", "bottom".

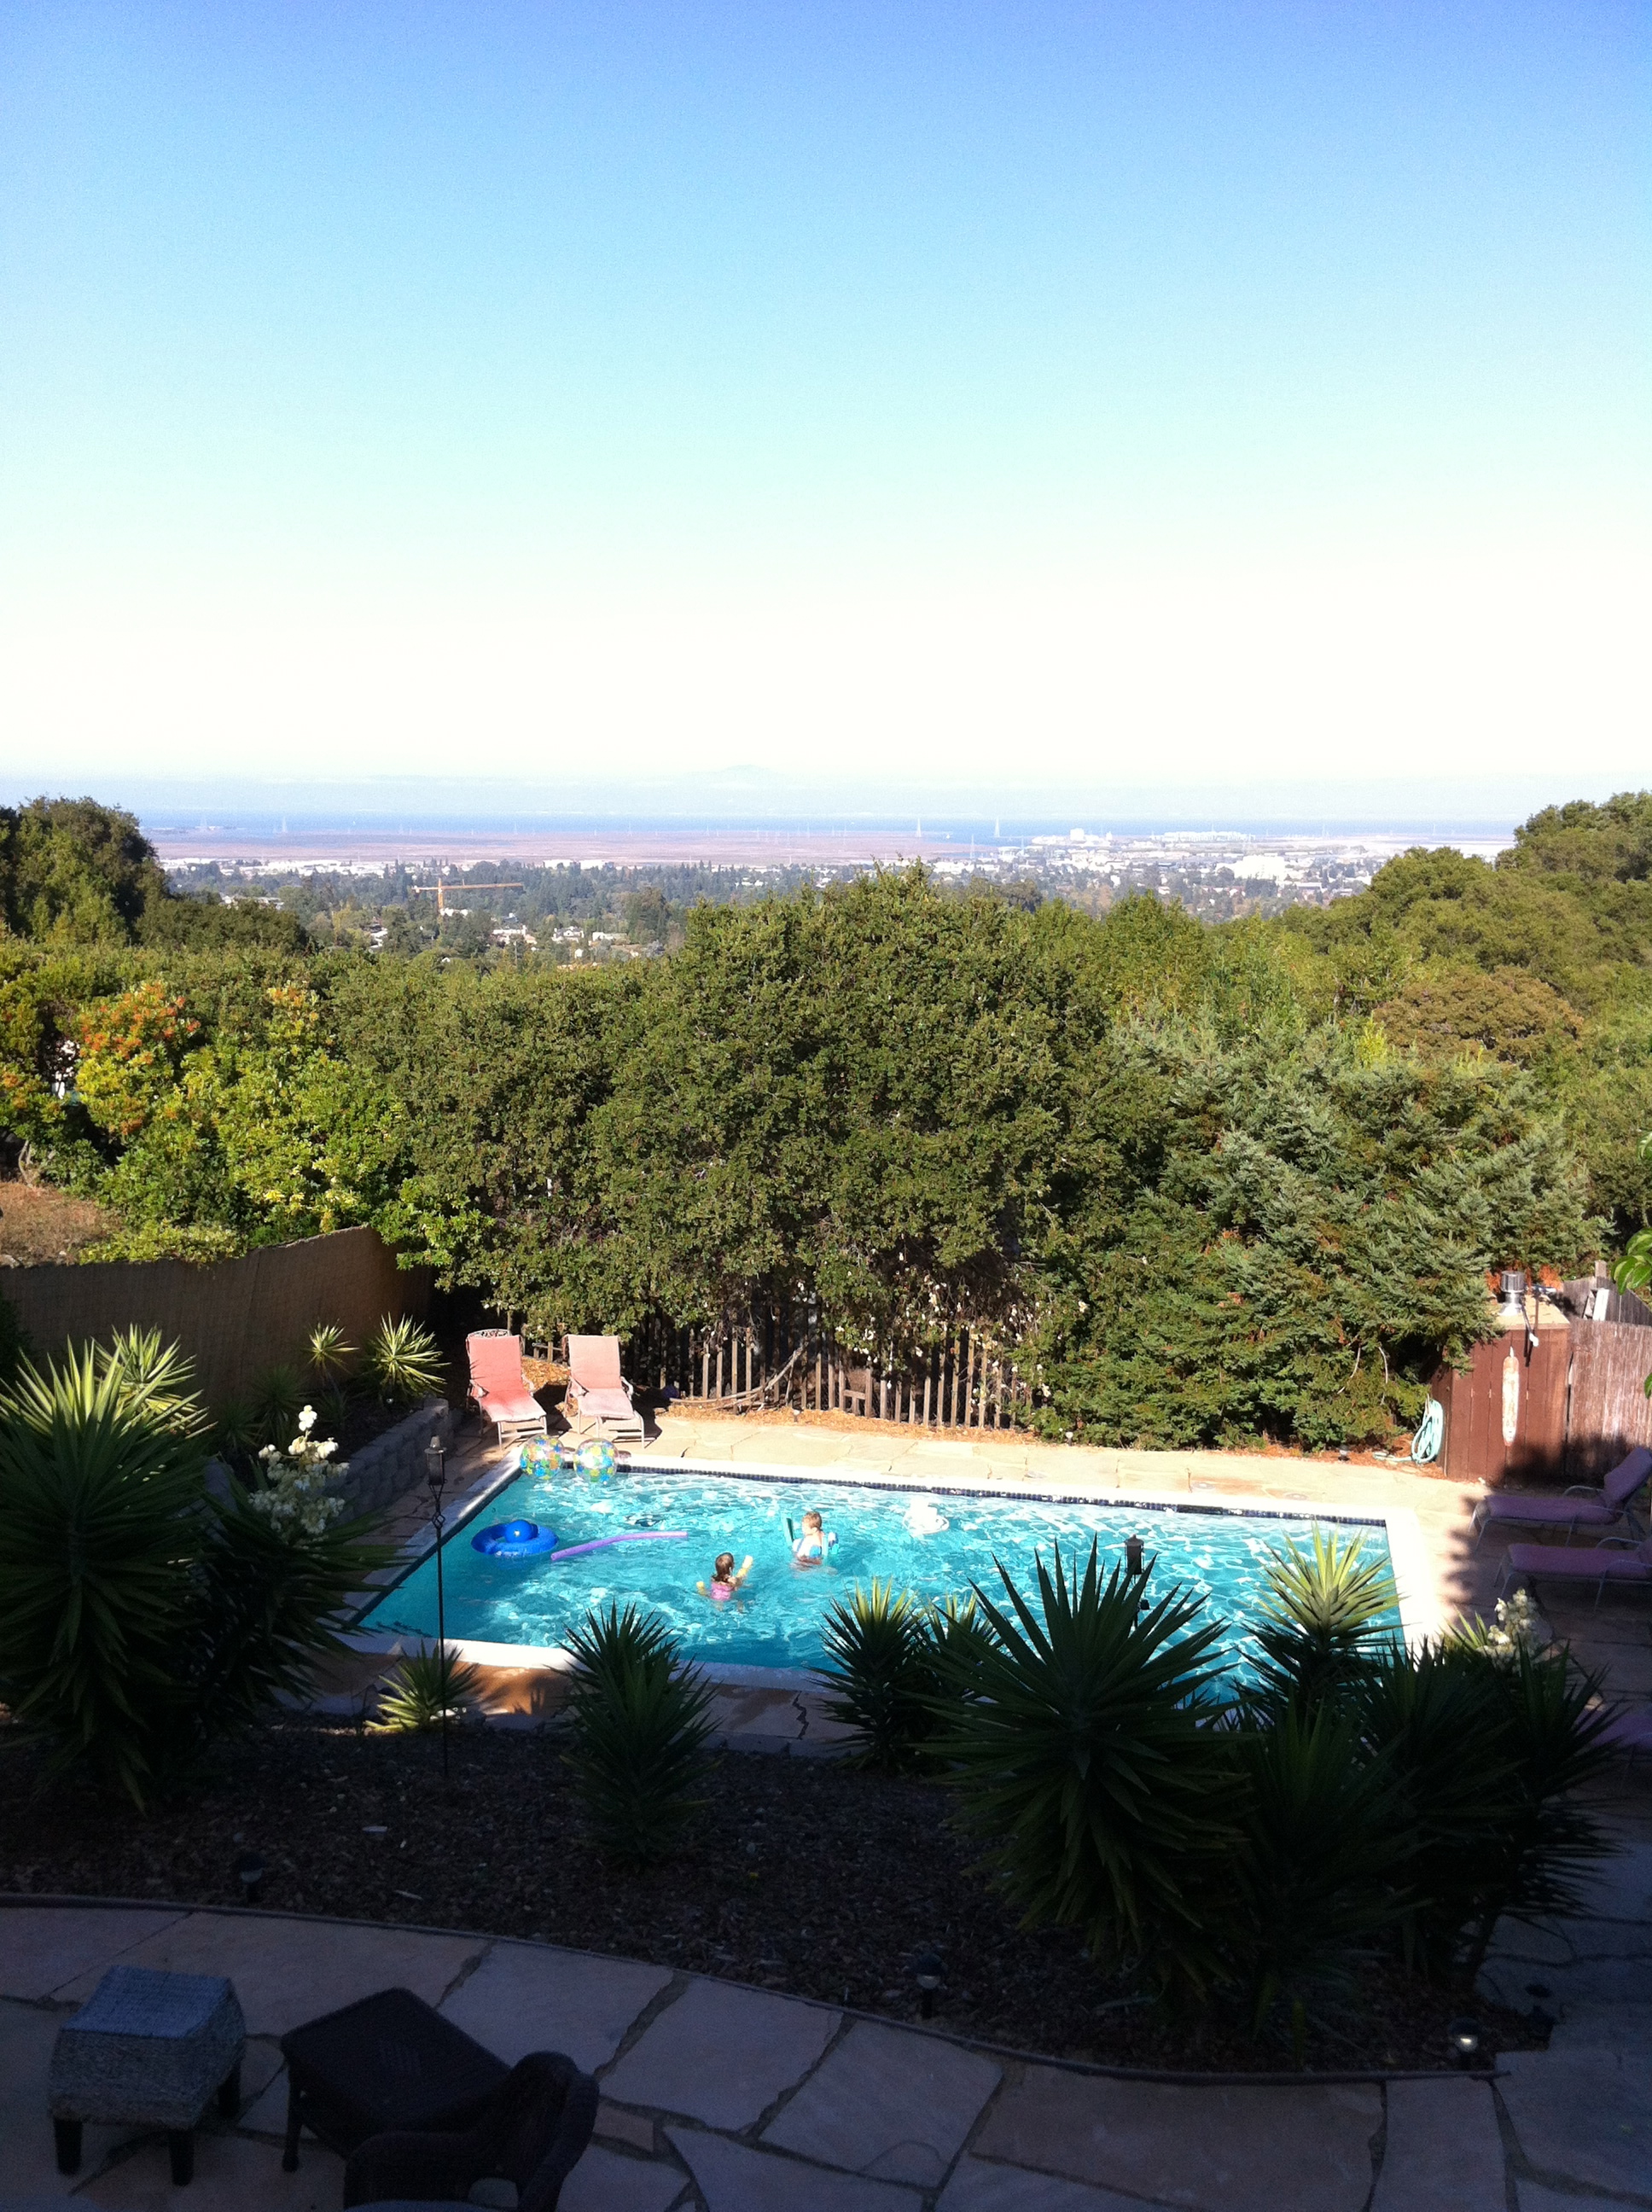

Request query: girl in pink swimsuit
[{"left": 698, "top": 1551, "right": 753, "bottom": 1602}]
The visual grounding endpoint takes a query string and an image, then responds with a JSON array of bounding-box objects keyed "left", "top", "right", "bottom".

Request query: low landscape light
[
  {"left": 1447, "top": 2017, "right": 1481, "bottom": 2069},
  {"left": 1125, "top": 1534, "right": 1144, "bottom": 1575},
  {"left": 234, "top": 1850, "right": 266, "bottom": 1905},
  {"left": 914, "top": 1951, "right": 943, "bottom": 2019}
]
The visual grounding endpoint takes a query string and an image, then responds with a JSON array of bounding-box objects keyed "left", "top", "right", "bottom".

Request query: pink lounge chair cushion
[
  {"left": 466, "top": 1334, "right": 544, "bottom": 1425},
  {"left": 567, "top": 1336, "right": 628, "bottom": 1394},
  {"left": 569, "top": 1385, "right": 637, "bottom": 1422},
  {"left": 476, "top": 1388, "right": 545, "bottom": 1425},
  {"left": 1508, "top": 1539, "right": 1652, "bottom": 1581}
]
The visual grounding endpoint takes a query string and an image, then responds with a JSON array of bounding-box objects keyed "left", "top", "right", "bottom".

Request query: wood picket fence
[{"left": 533, "top": 1308, "right": 1038, "bottom": 1430}]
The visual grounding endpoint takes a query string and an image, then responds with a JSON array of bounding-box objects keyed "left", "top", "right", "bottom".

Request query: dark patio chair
[{"left": 342, "top": 2050, "right": 597, "bottom": 2212}]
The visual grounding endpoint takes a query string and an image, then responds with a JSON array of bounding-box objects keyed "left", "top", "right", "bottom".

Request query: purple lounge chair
[
  {"left": 1498, "top": 1534, "right": 1652, "bottom": 1609},
  {"left": 1474, "top": 1447, "right": 1652, "bottom": 1550}
]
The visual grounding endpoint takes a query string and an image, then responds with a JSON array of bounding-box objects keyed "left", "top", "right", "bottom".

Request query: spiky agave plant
[
  {"left": 1228, "top": 1706, "right": 1411, "bottom": 2058},
  {"left": 819, "top": 1580, "right": 941, "bottom": 1773},
  {"left": 563, "top": 1604, "right": 716, "bottom": 1865},
  {"left": 306, "top": 1323, "right": 357, "bottom": 1383},
  {"left": 250, "top": 1364, "right": 305, "bottom": 1448},
  {"left": 361, "top": 1318, "right": 445, "bottom": 1408},
  {"left": 96, "top": 1327, "right": 209, "bottom": 1436},
  {"left": 928, "top": 1540, "right": 1242, "bottom": 2004},
  {"left": 375, "top": 1643, "right": 482, "bottom": 1732},
  {"left": 1249, "top": 1529, "right": 1399, "bottom": 1717}
]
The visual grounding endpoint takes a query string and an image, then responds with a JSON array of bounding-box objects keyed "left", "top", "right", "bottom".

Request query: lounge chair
[
  {"left": 1498, "top": 1534, "right": 1652, "bottom": 1610},
  {"left": 465, "top": 1332, "right": 549, "bottom": 1447},
  {"left": 1474, "top": 1446, "right": 1652, "bottom": 1549},
  {"left": 343, "top": 2049, "right": 597, "bottom": 2210},
  {"left": 563, "top": 1335, "right": 644, "bottom": 1443}
]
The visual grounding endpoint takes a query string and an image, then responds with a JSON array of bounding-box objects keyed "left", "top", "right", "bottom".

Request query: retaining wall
[
  {"left": 329, "top": 1395, "right": 455, "bottom": 1519},
  {"left": 1, "top": 1226, "right": 431, "bottom": 1409}
]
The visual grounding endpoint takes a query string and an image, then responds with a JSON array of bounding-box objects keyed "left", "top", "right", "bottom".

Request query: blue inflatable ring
[{"left": 472, "top": 1517, "right": 561, "bottom": 1558}]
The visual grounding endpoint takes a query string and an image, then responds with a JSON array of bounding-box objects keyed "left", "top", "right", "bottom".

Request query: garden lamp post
[
  {"left": 913, "top": 1951, "right": 943, "bottom": 2020},
  {"left": 426, "top": 1435, "right": 451, "bottom": 1788}
]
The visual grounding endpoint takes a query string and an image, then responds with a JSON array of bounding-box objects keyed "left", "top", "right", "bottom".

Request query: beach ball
[
  {"left": 577, "top": 1439, "right": 617, "bottom": 1481},
  {"left": 520, "top": 1437, "right": 555, "bottom": 1475}
]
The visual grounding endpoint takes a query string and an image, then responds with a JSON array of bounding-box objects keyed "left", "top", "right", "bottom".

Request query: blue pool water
[{"left": 359, "top": 1458, "right": 1399, "bottom": 1676}]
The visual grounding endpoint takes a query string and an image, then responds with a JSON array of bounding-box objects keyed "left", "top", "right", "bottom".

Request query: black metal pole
[{"left": 427, "top": 1437, "right": 450, "bottom": 1789}]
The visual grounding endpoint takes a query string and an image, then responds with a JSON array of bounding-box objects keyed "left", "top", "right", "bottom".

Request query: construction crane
[{"left": 410, "top": 878, "right": 525, "bottom": 919}]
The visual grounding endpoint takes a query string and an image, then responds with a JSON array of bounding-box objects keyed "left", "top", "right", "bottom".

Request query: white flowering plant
[
  {"left": 1480, "top": 1586, "right": 1546, "bottom": 1663},
  {"left": 247, "top": 1406, "right": 349, "bottom": 1539}
]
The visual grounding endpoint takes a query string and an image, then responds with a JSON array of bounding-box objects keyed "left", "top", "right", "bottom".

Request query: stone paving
[{"left": 3, "top": 1883, "right": 1649, "bottom": 2212}]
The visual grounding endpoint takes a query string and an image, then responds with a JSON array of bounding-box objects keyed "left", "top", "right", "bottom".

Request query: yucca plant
[
  {"left": 250, "top": 1363, "right": 305, "bottom": 1448},
  {"left": 178, "top": 1478, "right": 389, "bottom": 1764},
  {"left": 306, "top": 1324, "right": 358, "bottom": 1435},
  {"left": 563, "top": 1604, "right": 716, "bottom": 1865},
  {"left": 212, "top": 1398, "right": 262, "bottom": 1466},
  {"left": 0, "top": 1347, "right": 207, "bottom": 1803},
  {"left": 0, "top": 1340, "right": 388, "bottom": 1805},
  {"left": 375, "top": 1643, "right": 482, "bottom": 1732},
  {"left": 1354, "top": 1639, "right": 1616, "bottom": 1984},
  {"left": 1228, "top": 1707, "right": 1411, "bottom": 2058},
  {"left": 361, "top": 1317, "right": 445, "bottom": 1408},
  {"left": 819, "top": 1580, "right": 942, "bottom": 1773},
  {"left": 1456, "top": 1641, "right": 1616, "bottom": 1981},
  {"left": 96, "top": 1328, "right": 209, "bottom": 1435},
  {"left": 928, "top": 1541, "right": 1241, "bottom": 2003},
  {"left": 1249, "top": 1529, "right": 1399, "bottom": 1717},
  {"left": 306, "top": 1323, "right": 357, "bottom": 1383}
]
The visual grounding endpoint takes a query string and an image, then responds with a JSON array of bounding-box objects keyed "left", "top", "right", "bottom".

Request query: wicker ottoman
[{"left": 49, "top": 1964, "right": 246, "bottom": 2187}]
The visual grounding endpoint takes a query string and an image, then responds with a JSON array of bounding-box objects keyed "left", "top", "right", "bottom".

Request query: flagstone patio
[{"left": 1, "top": 1877, "right": 1647, "bottom": 2212}]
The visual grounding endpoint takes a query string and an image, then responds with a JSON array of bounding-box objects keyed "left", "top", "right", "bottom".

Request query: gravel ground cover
[{"left": 0, "top": 1718, "right": 1542, "bottom": 2075}]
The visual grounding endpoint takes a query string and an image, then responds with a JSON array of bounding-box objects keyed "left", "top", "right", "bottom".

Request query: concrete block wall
[{"left": 329, "top": 1395, "right": 454, "bottom": 1518}]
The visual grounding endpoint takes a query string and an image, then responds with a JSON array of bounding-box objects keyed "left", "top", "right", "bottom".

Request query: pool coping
[{"left": 343, "top": 1448, "right": 1439, "bottom": 1688}]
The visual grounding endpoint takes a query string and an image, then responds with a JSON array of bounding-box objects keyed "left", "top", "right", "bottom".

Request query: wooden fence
[
  {"left": 533, "top": 1311, "right": 1038, "bottom": 1430},
  {"left": 1435, "top": 1308, "right": 1652, "bottom": 1487}
]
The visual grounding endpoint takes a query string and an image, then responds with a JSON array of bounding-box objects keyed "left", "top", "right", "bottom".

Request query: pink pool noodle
[{"left": 546, "top": 1529, "right": 689, "bottom": 1563}]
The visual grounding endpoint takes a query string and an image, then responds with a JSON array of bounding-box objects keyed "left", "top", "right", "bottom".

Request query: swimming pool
[{"left": 356, "top": 1456, "right": 1402, "bottom": 1678}]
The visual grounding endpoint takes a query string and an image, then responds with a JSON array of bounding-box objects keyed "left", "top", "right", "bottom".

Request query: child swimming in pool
[
  {"left": 698, "top": 1551, "right": 753, "bottom": 1602},
  {"left": 790, "top": 1509, "right": 837, "bottom": 1565}
]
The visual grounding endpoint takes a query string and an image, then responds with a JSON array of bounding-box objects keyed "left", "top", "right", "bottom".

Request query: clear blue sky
[{"left": 2, "top": 3, "right": 1645, "bottom": 801}]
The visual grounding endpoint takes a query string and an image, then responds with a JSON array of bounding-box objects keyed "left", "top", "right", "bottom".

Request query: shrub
[
  {"left": 928, "top": 1541, "right": 1240, "bottom": 2002},
  {"left": 375, "top": 1643, "right": 481, "bottom": 1732},
  {"left": 1248, "top": 1529, "right": 1399, "bottom": 1717},
  {"left": 362, "top": 1316, "right": 445, "bottom": 1406},
  {"left": 563, "top": 1604, "right": 715, "bottom": 1865},
  {"left": 818, "top": 1580, "right": 941, "bottom": 1773}
]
